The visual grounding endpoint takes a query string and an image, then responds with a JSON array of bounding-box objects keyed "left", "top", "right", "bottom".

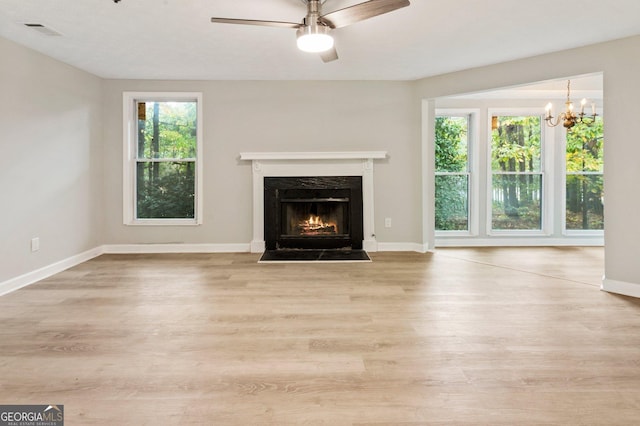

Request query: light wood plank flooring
[{"left": 1, "top": 247, "right": 639, "bottom": 425}]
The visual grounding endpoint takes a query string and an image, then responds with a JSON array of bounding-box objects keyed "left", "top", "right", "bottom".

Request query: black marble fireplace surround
[{"left": 263, "top": 176, "right": 364, "bottom": 252}]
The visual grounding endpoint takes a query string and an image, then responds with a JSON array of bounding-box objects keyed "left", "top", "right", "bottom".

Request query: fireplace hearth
[{"left": 264, "top": 176, "right": 364, "bottom": 251}]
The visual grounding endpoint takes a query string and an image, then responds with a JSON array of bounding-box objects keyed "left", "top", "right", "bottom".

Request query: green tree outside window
[
  {"left": 565, "top": 117, "right": 604, "bottom": 230},
  {"left": 491, "top": 116, "right": 542, "bottom": 230},
  {"left": 136, "top": 101, "right": 197, "bottom": 219},
  {"left": 435, "top": 116, "right": 469, "bottom": 231}
]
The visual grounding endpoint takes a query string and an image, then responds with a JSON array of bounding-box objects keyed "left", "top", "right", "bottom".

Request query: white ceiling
[{"left": 1, "top": 0, "right": 639, "bottom": 81}]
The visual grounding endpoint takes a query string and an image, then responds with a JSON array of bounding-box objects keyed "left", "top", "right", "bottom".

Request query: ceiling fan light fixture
[
  {"left": 296, "top": 25, "right": 334, "bottom": 53},
  {"left": 211, "top": 0, "right": 411, "bottom": 61}
]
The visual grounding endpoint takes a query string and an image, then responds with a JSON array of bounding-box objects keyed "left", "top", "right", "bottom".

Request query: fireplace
[
  {"left": 240, "top": 151, "right": 386, "bottom": 253},
  {"left": 264, "top": 176, "right": 363, "bottom": 250}
]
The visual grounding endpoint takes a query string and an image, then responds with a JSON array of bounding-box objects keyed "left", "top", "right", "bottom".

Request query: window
[
  {"left": 433, "top": 89, "right": 603, "bottom": 246},
  {"left": 435, "top": 115, "right": 470, "bottom": 231},
  {"left": 565, "top": 116, "right": 604, "bottom": 231},
  {"left": 490, "top": 115, "right": 543, "bottom": 231},
  {"left": 123, "top": 92, "right": 203, "bottom": 225}
]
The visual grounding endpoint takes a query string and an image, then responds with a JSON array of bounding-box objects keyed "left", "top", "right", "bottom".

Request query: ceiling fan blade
[
  {"left": 320, "top": 46, "right": 339, "bottom": 63},
  {"left": 211, "top": 17, "right": 300, "bottom": 29},
  {"left": 320, "top": 0, "right": 410, "bottom": 29}
]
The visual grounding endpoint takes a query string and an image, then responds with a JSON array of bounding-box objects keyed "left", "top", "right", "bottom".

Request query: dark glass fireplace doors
[{"left": 264, "top": 176, "right": 364, "bottom": 250}]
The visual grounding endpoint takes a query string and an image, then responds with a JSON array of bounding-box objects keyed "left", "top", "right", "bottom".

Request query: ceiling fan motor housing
[
  {"left": 297, "top": 0, "right": 334, "bottom": 53},
  {"left": 211, "top": 0, "right": 411, "bottom": 59}
]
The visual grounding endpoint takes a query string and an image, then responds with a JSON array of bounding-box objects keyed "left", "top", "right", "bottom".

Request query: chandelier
[{"left": 544, "top": 80, "right": 598, "bottom": 130}]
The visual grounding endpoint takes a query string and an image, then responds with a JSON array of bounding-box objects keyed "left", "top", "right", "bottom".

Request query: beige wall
[
  {"left": 100, "top": 80, "right": 420, "bottom": 246},
  {"left": 0, "top": 37, "right": 103, "bottom": 283}
]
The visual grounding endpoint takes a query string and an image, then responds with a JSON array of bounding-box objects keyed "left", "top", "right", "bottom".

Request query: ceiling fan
[{"left": 211, "top": 0, "right": 410, "bottom": 62}]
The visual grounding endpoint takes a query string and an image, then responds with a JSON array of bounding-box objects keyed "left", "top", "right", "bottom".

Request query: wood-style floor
[{"left": 1, "top": 247, "right": 639, "bottom": 425}]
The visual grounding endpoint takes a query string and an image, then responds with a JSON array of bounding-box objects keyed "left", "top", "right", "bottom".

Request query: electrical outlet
[
  {"left": 31, "top": 237, "right": 40, "bottom": 252},
  {"left": 384, "top": 218, "right": 392, "bottom": 228}
]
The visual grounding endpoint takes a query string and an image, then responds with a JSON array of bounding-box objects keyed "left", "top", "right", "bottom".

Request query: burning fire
[{"left": 299, "top": 215, "right": 337, "bottom": 235}]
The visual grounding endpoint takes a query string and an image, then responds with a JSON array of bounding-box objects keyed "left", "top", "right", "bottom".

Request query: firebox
[{"left": 264, "top": 176, "right": 363, "bottom": 250}]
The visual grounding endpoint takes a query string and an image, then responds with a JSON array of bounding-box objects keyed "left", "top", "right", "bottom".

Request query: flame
[
  {"left": 308, "top": 215, "right": 322, "bottom": 226},
  {"left": 299, "top": 215, "right": 337, "bottom": 234}
]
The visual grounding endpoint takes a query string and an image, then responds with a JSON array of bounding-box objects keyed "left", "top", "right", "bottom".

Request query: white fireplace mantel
[
  {"left": 240, "top": 151, "right": 387, "bottom": 161},
  {"left": 240, "top": 151, "right": 387, "bottom": 253}
]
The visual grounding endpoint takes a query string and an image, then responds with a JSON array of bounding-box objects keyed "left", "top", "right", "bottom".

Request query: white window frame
[
  {"left": 487, "top": 108, "right": 553, "bottom": 237},
  {"left": 122, "top": 92, "right": 204, "bottom": 226},
  {"left": 434, "top": 109, "right": 480, "bottom": 237}
]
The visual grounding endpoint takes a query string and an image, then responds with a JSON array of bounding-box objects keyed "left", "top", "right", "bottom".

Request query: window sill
[{"left": 126, "top": 219, "right": 201, "bottom": 226}]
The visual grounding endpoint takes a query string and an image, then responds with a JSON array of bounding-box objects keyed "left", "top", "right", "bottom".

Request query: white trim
[
  {"left": 122, "top": 94, "right": 134, "bottom": 224},
  {"left": 486, "top": 108, "right": 548, "bottom": 234},
  {"left": 435, "top": 236, "right": 603, "bottom": 247},
  {"left": 564, "top": 230, "right": 604, "bottom": 237},
  {"left": 103, "top": 243, "right": 250, "bottom": 254},
  {"left": 124, "top": 218, "right": 202, "bottom": 227},
  {"left": 543, "top": 119, "right": 555, "bottom": 235},
  {"left": 0, "top": 247, "right": 104, "bottom": 297},
  {"left": 450, "top": 89, "right": 603, "bottom": 101},
  {"left": 561, "top": 108, "right": 604, "bottom": 234},
  {"left": 377, "top": 242, "right": 431, "bottom": 253},
  {"left": 602, "top": 277, "right": 640, "bottom": 299},
  {"left": 105, "top": 242, "right": 430, "bottom": 254},
  {"left": 434, "top": 108, "right": 481, "bottom": 236},
  {"left": 241, "top": 153, "right": 386, "bottom": 254},
  {"left": 240, "top": 151, "right": 387, "bottom": 161},
  {"left": 250, "top": 240, "right": 266, "bottom": 253},
  {"left": 421, "top": 100, "right": 437, "bottom": 251},
  {"left": 363, "top": 239, "right": 380, "bottom": 252},
  {"left": 122, "top": 92, "right": 204, "bottom": 226}
]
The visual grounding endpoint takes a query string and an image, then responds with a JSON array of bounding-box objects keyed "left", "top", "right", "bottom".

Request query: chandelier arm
[
  {"left": 577, "top": 112, "right": 598, "bottom": 126},
  {"left": 544, "top": 114, "right": 562, "bottom": 127}
]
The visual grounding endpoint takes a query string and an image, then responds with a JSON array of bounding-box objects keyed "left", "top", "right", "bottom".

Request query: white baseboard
[
  {"left": 103, "top": 243, "right": 251, "bottom": 254},
  {"left": 601, "top": 277, "right": 640, "bottom": 298},
  {"left": 363, "top": 239, "right": 379, "bottom": 252},
  {"left": 435, "top": 237, "right": 604, "bottom": 247},
  {"left": 104, "top": 242, "right": 432, "bottom": 254},
  {"left": 0, "top": 247, "right": 104, "bottom": 297},
  {"left": 250, "top": 240, "right": 266, "bottom": 253},
  {"left": 377, "top": 242, "right": 431, "bottom": 253}
]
